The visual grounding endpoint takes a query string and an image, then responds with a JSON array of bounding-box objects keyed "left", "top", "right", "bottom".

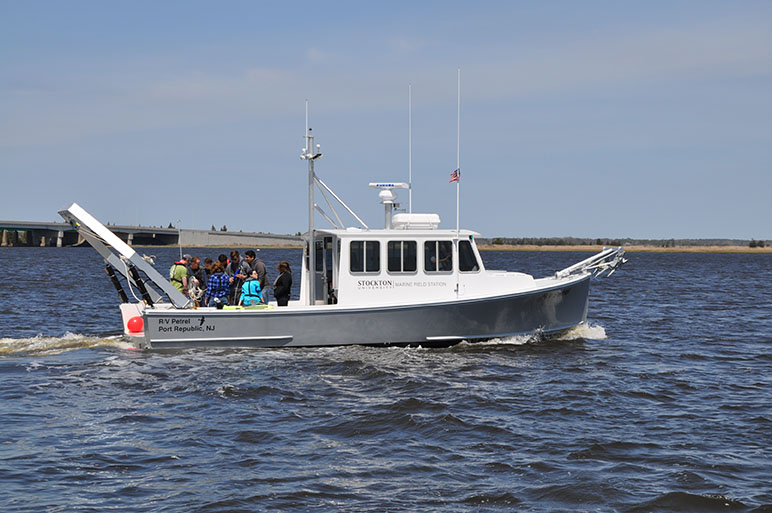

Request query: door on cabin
[{"left": 314, "top": 236, "right": 337, "bottom": 304}]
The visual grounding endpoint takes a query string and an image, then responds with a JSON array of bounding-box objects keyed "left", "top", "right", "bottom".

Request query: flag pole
[{"left": 455, "top": 68, "right": 461, "bottom": 298}]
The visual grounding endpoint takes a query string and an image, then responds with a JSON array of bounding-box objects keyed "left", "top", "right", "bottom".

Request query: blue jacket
[{"left": 240, "top": 279, "right": 263, "bottom": 305}]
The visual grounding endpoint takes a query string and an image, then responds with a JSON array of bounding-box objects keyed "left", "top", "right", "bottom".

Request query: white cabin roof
[{"left": 315, "top": 227, "right": 481, "bottom": 239}]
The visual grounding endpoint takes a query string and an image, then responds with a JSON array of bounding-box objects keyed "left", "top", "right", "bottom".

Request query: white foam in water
[
  {"left": 555, "top": 322, "right": 607, "bottom": 340},
  {"left": 453, "top": 334, "right": 535, "bottom": 348},
  {"left": 0, "top": 333, "right": 134, "bottom": 356},
  {"left": 475, "top": 334, "right": 535, "bottom": 346},
  {"left": 0, "top": 323, "right": 607, "bottom": 356},
  {"left": 452, "top": 323, "right": 606, "bottom": 347}
]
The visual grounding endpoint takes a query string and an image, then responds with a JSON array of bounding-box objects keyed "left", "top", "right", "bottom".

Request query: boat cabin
[
  {"left": 299, "top": 222, "right": 541, "bottom": 308},
  {"left": 300, "top": 220, "right": 486, "bottom": 306},
  {"left": 294, "top": 176, "right": 541, "bottom": 307}
]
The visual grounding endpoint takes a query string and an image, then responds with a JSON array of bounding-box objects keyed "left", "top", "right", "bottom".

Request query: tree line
[{"left": 479, "top": 237, "right": 769, "bottom": 248}]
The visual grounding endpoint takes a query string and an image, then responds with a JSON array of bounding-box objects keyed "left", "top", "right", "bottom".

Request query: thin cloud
[
  {"left": 467, "top": 18, "right": 772, "bottom": 99},
  {"left": 305, "top": 47, "right": 332, "bottom": 63},
  {"left": 2, "top": 14, "right": 770, "bottom": 149}
]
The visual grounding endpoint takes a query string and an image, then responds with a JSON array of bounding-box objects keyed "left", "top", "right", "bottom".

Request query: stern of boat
[{"left": 119, "top": 303, "right": 150, "bottom": 349}]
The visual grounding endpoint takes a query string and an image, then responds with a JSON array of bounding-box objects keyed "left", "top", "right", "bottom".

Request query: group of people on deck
[{"left": 169, "top": 249, "right": 293, "bottom": 308}]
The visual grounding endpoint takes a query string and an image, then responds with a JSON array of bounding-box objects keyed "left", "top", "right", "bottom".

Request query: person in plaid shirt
[{"left": 205, "top": 260, "right": 230, "bottom": 307}]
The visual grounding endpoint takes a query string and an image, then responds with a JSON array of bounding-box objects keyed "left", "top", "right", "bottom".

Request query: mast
[
  {"left": 409, "top": 84, "right": 413, "bottom": 214},
  {"left": 300, "top": 101, "right": 322, "bottom": 305}
]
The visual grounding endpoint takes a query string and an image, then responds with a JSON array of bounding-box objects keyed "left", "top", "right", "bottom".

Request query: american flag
[{"left": 449, "top": 168, "right": 460, "bottom": 183}]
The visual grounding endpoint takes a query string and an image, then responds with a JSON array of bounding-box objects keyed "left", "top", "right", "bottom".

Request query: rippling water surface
[{"left": 1, "top": 247, "right": 770, "bottom": 512}]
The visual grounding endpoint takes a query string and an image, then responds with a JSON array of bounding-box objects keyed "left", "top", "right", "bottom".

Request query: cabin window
[
  {"left": 350, "top": 240, "right": 380, "bottom": 273},
  {"left": 424, "top": 240, "right": 453, "bottom": 273},
  {"left": 459, "top": 240, "right": 480, "bottom": 272},
  {"left": 315, "top": 240, "right": 324, "bottom": 272},
  {"left": 388, "top": 241, "right": 417, "bottom": 273}
]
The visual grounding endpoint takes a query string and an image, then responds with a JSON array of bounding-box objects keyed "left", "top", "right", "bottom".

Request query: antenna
[
  {"left": 409, "top": 84, "right": 413, "bottom": 214},
  {"left": 370, "top": 182, "right": 408, "bottom": 229}
]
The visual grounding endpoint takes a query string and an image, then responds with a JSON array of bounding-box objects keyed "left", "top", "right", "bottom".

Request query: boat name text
[{"left": 156, "top": 317, "right": 216, "bottom": 333}]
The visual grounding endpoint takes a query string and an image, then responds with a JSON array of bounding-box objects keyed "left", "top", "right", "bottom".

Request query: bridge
[{"left": 0, "top": 220, "right": 302, "bottom": 248}]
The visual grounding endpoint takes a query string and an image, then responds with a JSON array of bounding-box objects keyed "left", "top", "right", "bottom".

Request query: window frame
[
  {"left": 458, "top": 239, "right": 481, "bottom": 273},
  {"left": 424, "top": 240, "right": 454, "bottom": 274},
  {"left": 349, "top": 240, "right": 381, "bottom": 274},
  {"left": 387, "top": 240, "right": 418, "bottom": 274}
]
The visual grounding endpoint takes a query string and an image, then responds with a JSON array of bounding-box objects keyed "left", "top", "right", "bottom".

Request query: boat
[{"left": 59, "top": 124, "right": 625, "bottom": 350}]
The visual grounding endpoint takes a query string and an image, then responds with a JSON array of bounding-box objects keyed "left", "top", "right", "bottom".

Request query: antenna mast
[
  {"left": 409, "top": 84, "right": 413, "bottom": 214},
  {"left": 300, "top": 100, "right": 322, "bottom": 305}
]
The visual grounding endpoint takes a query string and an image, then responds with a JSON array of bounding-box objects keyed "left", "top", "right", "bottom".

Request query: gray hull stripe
[{"left": 148, "top": 335, "right": 293, "bottom": 343}]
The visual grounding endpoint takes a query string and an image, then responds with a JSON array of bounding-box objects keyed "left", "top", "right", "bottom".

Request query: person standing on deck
[
  {"left": 169, "top": 254, "right": 191, "bottom": 296},
  {"left": 205, "top": 261, "right": 230, "bottom": 307},
  {"left": 226, "top": 250, "right": 250, "bottom": 304},
  {"left": 203, "top": 257, "right": 213, "bottom": 282},
  {"left": 273, "top": 261, "right": 292, "bottom": 307},
  {"left": 189, "top": 256, "right": 207, "bottom": 305},
  {"left": 244, "top": 249, "right": 268, "bottom": 296}
]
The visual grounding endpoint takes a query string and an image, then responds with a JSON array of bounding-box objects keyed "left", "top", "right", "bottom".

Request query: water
[{"left": 1, "top": 247, "right": 770, "bottom": 512}]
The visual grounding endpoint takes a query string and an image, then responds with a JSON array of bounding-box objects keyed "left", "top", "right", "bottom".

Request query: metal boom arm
[{"left": 59, "top": 203, "right": 190, "bottom": 308}]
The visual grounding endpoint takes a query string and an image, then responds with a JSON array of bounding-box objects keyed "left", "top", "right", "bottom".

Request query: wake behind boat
[{"left": 59, "top": 122, "right": 625, "bottom": 350}]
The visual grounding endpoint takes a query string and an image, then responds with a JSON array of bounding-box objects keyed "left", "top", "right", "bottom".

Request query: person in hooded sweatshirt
[{"left": 239, "top": 270, "right": 264, "bottom": 306}]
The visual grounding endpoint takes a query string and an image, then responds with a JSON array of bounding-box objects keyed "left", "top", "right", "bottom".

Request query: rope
[{"left": 119, "top": 255, "right": 143, "bottom": 303}]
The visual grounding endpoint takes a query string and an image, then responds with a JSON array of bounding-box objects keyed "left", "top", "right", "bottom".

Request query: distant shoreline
[
  {"left": 149, "top": 243, "right": 772, "bottom": 253},
  {"left": 477, "top": 244, "right": 772, "bottom": 254},
  {"left": 129, "top": 244, "right": 304, "bottom": 250},
  {"left": 4, "top": 243, "right": 770, "bottom": 254}
]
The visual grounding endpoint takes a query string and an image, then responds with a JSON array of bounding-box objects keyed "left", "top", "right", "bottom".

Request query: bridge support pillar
[
  {"left": 1, "top": 230, "right": 8, "bottom": 247},
  {"left": 57, "top": 230, "right": 64, "bottom": 248},
  {"left": 40, "top": 235, "right": 47, "bottom": 247},
  {"left": 128, "top": 233, "right": 134, "bottom": 245}
]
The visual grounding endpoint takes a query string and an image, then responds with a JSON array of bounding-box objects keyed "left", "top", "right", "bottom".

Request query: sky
[{"left": 1, "top": 1, "right": 771, "bottom": 239}]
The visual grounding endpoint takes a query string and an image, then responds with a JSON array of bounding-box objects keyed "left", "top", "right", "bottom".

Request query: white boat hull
[{"left": 128, "top": 274, "right": 591, "bottom": 349}]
